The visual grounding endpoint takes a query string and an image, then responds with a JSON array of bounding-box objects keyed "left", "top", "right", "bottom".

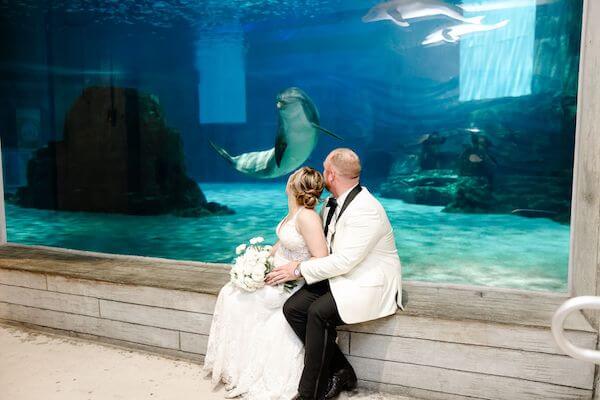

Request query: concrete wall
[{"left": 1, "top": 267, "right": 596, "bottom": 400}]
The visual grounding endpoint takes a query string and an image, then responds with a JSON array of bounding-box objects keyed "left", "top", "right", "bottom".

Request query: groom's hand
[{"left": 265, "top": 261, "right": 299, "bottom": 286}]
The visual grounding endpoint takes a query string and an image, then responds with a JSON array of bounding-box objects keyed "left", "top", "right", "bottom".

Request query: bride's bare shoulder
[{"left": 297, "top": 207, "right": 323, "bottom": 227}]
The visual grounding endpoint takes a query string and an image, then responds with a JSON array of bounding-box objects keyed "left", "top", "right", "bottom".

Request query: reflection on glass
[
  {"left": 0, "top": 0, "right": 582, "bottom": 292},
  {"left": 362, "top": 0, "right": 485, "bottom": 27},
  {"left": 460, "top": 0, "right": 534, "bottom": 100},
  {"left": 422, "top": 19, "right": 509, "bottom": 46}
]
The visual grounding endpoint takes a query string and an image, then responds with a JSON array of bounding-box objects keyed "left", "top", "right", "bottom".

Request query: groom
[{"left": 265, "top": 148, "right": 404, "bottom": 400}]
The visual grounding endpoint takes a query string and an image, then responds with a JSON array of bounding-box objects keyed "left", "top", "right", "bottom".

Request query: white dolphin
[
  {"left": 422, "top": 19, "right": 510, "bottom": 46},
  {"left": 362, "top": 0, "right": 485, "bottom": 27}
]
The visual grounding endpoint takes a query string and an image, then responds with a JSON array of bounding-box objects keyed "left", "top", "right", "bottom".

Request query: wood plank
[
  {"left": 402, "top": 281, "right": 593, "bottom": 331},
  {"left": 0, "top": 269, "right": 46, "bottom": 289},
  {"left": 348, "top": 355, "right": 592, "bottom": 400},
  {"left": 358, "top": 379, "right": 487, "bottom": 400},
  {"left": 3, "top": 242, "right": 228, "bottom": 271},
  {"left": 47, "top": 275, "right": 216, "bottom": 314},
  {"left": 0, "top": 319, "right": 204, "bottom": 364},
  {"left": 180, "top": 332, "right": 209, "bottom": 355},
  {"left": 0, "top": 244, "right": 229, "bottom": 295},
  {"left": 342, "top": 314, "right": 597, "bottom": 355},
  {"left": 350, "top": 332, "right": 594, "bottom": 389},
  {"left": 0, "top": 302, "right": 179, "bottom": 350},
  {"left": 99, "top": 300, "right": 212, "bottom": 334},
  {"left": 0, "top": 284, "right": 99, "bottom": 317}
]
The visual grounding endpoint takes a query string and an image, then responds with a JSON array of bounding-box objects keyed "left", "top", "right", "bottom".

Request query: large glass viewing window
[{"left": 0, "top": 0, "right": 584, "bottom": 293}]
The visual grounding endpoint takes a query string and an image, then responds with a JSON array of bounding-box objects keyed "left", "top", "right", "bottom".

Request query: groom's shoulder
[
  {"left": 358, "top": 186, "right": 378, "bottom": 204},
  {"left": 347, "top": 187, "right": 378, "bottom": 211},
  {"left": 350, "top": 187, "right": 387, "bottom": 215}
]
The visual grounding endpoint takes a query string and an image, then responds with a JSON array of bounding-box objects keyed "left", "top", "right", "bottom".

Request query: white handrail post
[{"left": 552, "top": 296, "right": 600, "bottom": 364}]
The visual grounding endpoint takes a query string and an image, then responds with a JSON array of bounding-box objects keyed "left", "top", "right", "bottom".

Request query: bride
[{"left": 202, "top": 166, "right": 329, "bottom": 400}]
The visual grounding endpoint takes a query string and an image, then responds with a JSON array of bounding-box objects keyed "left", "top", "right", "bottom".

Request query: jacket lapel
[{"left": 330, "top": 185, "right": 363, "bottom": 250}]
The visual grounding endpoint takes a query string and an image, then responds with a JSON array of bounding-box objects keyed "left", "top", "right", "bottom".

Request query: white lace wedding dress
[{"left": 202, "top": 206, "right": 311, "bottom": 400}]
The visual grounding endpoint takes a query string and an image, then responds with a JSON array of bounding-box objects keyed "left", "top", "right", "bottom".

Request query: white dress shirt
[{"left": 325, "top": 183, "right": 360, "bottom": 247}]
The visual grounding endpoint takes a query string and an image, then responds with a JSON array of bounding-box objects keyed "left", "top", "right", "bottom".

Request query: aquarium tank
[{"left": 0, "top": 0, "right": 583, "bottom": 292}]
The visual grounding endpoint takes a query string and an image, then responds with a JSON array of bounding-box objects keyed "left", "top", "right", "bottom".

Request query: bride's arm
[
  {"left": 269, "top": 241, "right": 281, "bottom": 257},
  {"left": 297, "top": 210, "right": 328, "bottom": 259}
]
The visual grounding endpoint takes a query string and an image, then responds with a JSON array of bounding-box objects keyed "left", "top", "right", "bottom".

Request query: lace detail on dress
[{"left": 275, "top": 207, "right": 312, "bottom": 264}]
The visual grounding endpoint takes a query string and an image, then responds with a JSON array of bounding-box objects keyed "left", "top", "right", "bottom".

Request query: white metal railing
[{"left": 552, "top": 296, "right": 600, "bottom": 364}]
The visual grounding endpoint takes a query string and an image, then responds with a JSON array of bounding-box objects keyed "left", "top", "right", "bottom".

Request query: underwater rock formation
[
  {"left": 379, "top": 94, "right": 574, "bottom": 224},
  {"left": 380, "top": 165, "right": 458, "bottom": 206},
  {"left": 444, "top": 176, "right": 494, "bottom": 214},
  {"left": 15, "top": 86, "right": 233, "bottom": 217}
]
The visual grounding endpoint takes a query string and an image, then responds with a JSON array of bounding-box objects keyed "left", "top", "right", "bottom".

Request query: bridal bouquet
[{"left": 230, "top": 236, "right": 296, "bottom": 292}]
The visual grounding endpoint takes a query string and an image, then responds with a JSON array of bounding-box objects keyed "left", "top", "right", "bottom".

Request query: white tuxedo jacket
[{"left": 300, "top": 186, "right": 404, "bottom": 324}]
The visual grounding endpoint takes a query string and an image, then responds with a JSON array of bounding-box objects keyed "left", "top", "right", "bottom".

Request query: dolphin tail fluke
[
  {"left": 209, "top": 140, "right": 236, "bottom": 165},
  {"left": 442, "top": 28, "right": 458, "bottom": 43},
  {"left": 465, "top": 15, "right": 485, "bottom": 25},
  {"left": 311, "top": 123, "right": 344, "bottom": 140}
]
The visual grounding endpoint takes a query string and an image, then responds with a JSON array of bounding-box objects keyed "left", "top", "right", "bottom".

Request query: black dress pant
[{"left": 283, "top": 280, "right": 354, "bottom": 399}]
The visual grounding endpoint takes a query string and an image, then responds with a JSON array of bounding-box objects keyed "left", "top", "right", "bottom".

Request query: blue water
[
  {"left": 6, "top": 182, "right": 569, "bottom": 292},
  {"left": 0, "top": 0, "right": 582, "bottom": 293}
]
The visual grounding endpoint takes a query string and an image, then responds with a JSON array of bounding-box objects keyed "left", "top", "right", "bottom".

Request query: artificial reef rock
[{"left": 15, "top": 86, "right": 233, "bottom": 217}]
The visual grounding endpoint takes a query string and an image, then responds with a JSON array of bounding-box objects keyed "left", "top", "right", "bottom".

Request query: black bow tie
[
  {"left": 326, "top": 197, "right": 338, "bottom": 209},
  {"left": 324, "top": 197, "right": 337, "bottom": 238}
]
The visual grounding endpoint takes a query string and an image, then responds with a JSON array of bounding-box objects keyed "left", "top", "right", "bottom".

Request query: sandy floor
[{"left": 0, "top": 323, "right": 414, "bottom": 400}]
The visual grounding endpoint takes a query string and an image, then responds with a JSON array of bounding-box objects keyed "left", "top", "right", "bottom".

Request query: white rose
[
  {"left": 253, "top": 263, "right": 266, "bottom": 275},
  {"left": 250, "top": 236, "right": 265, "bottom": 245},
  {"left": 251, "top": 271, "right": 264, "bottom": 281},
  {"left": 236, "top": 243, "right": 247, "bottom": 255}
]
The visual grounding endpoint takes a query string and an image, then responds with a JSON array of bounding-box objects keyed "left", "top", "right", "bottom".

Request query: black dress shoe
[{"left": 324, "top": 367, "right": 357, "bottom": 399}]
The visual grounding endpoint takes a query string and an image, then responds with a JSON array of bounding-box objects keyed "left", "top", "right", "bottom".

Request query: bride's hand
[{"left": 265, "top": 261, "right": 299, "bottom": 286}]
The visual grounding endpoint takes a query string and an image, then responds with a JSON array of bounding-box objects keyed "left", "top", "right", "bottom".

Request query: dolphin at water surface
[
  {"left": 362, "top": 0, "right": 485, "bottom": 27},
  {"left": 209, "top": 87, "right": 342, "bottom": 179}
]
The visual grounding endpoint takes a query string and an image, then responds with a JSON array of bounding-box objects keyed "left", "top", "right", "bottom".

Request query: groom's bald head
[
  {"left": 323, "top": 148, "right": 361, "bottom": 197},
  {"left": 325, "top": 148, "right": 361, "bottom": 179}
]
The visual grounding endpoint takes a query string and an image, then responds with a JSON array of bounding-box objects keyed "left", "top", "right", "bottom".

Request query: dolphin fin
[
  {"left": 275, "top": 134, "right": 287, "bottom": 167},
  {"left": 311, "top": 123, "right": 343, "bottom": 140},
  {"left": 209, "top": 140, "right": 236, "bottom": 165},
  {"left": 388, "top": 8, "right": 409, "bottom": 27}
]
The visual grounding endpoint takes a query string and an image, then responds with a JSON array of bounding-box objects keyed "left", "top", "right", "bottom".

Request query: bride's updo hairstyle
[{"left": 287, "top": 167, "right": 324, "bottom": 209}]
